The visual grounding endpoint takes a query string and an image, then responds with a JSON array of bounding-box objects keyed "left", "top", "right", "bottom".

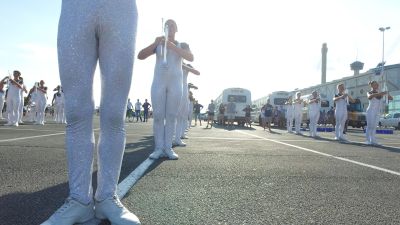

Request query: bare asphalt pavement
[{"left": 1, "top": 116, "right": 400, "bottom": 225}]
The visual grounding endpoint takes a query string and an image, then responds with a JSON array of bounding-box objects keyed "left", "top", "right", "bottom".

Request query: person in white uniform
[
  {"left": 41, "top": 0, "right": 140, "bottom": 224},
  {"left": 35, "top": 80, "right": 48, "bottom": 125},
  {"left": 17, "top": 77, "right": 28, "bottom": 124},
  {"left": 52, "top": 85, "right": 66, "bottom": 124},
  {"left": 138, "top": 19, "right": 194, "bottom": 160},
  {"left": 293, "top": 92, "right": 304, "bottom": 134},
  {"left": 308, "top": 90, "right": 321, "bottom": 138},
  {"left": 173, "top": 63, "right": 200, "bottom": 145},
  {"left": 5, "top": 71, "right": 23, "bottom": 126},
  {"left": 365, "top": 80, "right": 389, "bottom": 145},
  {"left": 285, "top": 96, "right": 294, "bottom": 133},
  {"left": 333, "top": 83, "right": 354, "bottom": 142},
  {"left": 0, "top": 76, "right": 8, "bottom": 120}
]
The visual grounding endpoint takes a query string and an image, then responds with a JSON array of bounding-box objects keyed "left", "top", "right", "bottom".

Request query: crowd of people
[
  {"left": 0, "top": 71, "right": 66, "bottom": 126},
  {"left": 261, "top": 82, "right": 391, "bottom": 145}
]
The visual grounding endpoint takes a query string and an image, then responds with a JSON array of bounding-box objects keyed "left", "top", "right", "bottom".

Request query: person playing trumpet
[{"left": 138, "top": 19, "right": 194, "bottom": 160}]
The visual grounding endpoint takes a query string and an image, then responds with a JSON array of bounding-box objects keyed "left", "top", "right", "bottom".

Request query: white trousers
[{"left": 58, "top": 0, "right": 137, "bottom": 204}]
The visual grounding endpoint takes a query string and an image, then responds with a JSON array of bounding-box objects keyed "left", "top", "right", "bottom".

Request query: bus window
[
  {"left": 273, "top": 98, "right": 287, "bottom": 105},
  {"left": 321, "top": 100, "right": 329, "bottom": 108},
  {"left": 228, "top": 95, "right": 247, "bottom": 103}
]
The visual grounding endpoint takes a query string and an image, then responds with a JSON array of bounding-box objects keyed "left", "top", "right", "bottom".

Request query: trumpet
[{"left": 163, "top": 24, "right": 169, "bottom": 65}]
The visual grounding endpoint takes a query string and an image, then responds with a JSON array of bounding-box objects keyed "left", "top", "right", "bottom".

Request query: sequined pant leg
[
  {"left": 151, "top": 74, "right": 182, "bottom": 150},
  {"left": 366, "top": 109, "right": 378, "bottom": 143},
  {"left": 58, "top": 0, "right": 137, "bottom": 203}
]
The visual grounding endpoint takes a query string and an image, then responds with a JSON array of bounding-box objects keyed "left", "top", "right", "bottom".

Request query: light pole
[
  {"left": 379, "top": 26, "right": 390, "bottom": 66},
  {"left": 379, "top": 26, "right": 390, "bottom": 113}
]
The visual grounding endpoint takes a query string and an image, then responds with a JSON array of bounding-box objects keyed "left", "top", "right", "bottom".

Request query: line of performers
[
  {"left": 138, "top": 19, "right": 200, "bottom": 160},
  {"left": 284, "top": 81, "right": 391, "bottom": 145},
  {"left": 0, "top": 71, "right": 66, "bottom": 126}
]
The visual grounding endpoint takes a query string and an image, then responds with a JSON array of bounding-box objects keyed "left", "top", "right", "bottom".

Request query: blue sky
[{"left": 1, "top": 0, "right": 400, "bottom": 106}]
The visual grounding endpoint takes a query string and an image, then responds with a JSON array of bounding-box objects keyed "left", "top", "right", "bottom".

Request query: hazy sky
[{"left": 1, "top": 0, "right": 399, "bottom": 107}]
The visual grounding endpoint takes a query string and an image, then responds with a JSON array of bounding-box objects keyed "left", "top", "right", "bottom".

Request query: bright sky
[{"left": 1, "top": 0, "right": 399, "bottom": 107}]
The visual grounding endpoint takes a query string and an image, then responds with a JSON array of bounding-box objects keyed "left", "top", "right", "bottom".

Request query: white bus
[
  {"left": 252, "top": 91, "right": 291, "bottom": 123},
  {"left": 214, "top": 87, "right": 252, "bottom": 126}
]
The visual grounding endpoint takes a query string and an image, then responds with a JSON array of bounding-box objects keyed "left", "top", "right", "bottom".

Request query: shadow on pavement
[{"left": 0, "top": 134, "right": 163, "bottom": 225}]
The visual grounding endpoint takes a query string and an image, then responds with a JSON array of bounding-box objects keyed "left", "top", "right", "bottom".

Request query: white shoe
[
  {"left": 40, "top": 198, "right": 94, "bottom": 225},
  {"left": 181, "top": 135, "right": 188, "bottom": 139},
  {"left": 175, "top": 140, "right": 186, "bottom": 147},
  {"left": 149, "top": 149, "right": 165, "bottom": 159},
  {"left": 164, "top": 148, "right": 179, "bottom": 160},
  {"left": 95, "top": 195, "right": 140, "bottom": 225}
]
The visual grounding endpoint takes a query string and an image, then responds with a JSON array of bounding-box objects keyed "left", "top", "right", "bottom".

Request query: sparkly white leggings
[
  {"left": 151, "top": 66, "right": 183, "bottom": 151},
  {"left": 335, "top": 109, "right": 347, "bottom": 139},
  {"left": 174, "top": 82, "right": 189, "bottom": 142},
  {"left": 366, "top": 109, "right": 379, "bottom": 143},
  {"left": 58, "top": 0, "right": 137, "bottom": 204}
]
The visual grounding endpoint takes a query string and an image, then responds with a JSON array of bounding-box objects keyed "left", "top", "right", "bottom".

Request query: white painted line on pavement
[
  {"left": 190, "top": 136, "right": 262, "bottom": 141},
  {"left": 0, "top": 132, "right": 66, "bottom": 142},
  {"left": 236, "top": 130, "right": 400, "bottom": 176},
  {"left": 0, "top": 128, "right": 101, "bottom": 143},
  {"left": 117, "top": 158, "right": 155, "bottom": 198}
]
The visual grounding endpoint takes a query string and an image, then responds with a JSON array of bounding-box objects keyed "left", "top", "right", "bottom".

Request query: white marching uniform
[
  {"left": 334, "top": 94, "right": 348, "bottom": 140},
  {"left": 174, "top": 69, "right": 190, "bottom": 143},
  {"left": 57, "top": 0, "right": 138, "bottom": 204},
  {"left": 28, "top": 90, "right": 38, "bottom": 122},
  {"left": 188, "top": 98, "right": 194, "bottom": 129},
  {"left": 18, "top": 84, "right": 25, "bottom": 123},
  {"left": 6, "top": 81, "right": 21, "bottom": 126},
  {"left": 54, "top": 91, "right": 66, "bottom": 124},
  {"left": 308, "top": 98, "right": 321, "bottom": 137},
  {"left": 35, "top": 88, "right": 47, "bottom": 125},
  {"left": 365, "top": 92, "right": 383, "bottom": 144},
  {"left": 285, "top": 103, "right": 294, "bottom": 132},
  {"left": 293, "top": 100, "right": 303, "bottom": 134},
  {"left": 151, "top": 42, "right": 185, "bottom": 153}
]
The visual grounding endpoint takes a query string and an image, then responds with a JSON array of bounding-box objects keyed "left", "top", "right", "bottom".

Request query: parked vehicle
[
  {"left": 214, "top": 87, "right": 252, "bottom": 126},
  {"left": 379, "top": 112, "right": 400, "bottom": 130}
]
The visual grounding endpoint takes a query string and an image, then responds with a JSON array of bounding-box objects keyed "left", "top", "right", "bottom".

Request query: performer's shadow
[{"left": 0, "top": 136, "right": 160, "bottom": 225}]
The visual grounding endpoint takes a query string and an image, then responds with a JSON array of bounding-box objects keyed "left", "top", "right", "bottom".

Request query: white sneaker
[
  {"left": 164, "top": 148, "right": 179, "bottom": 160},
  {"left": 175, "top": 140, "right": 187, "bottom": 147},
  {"left": 149, "top": 149, "right": 165, "bottom": 159},
  {"left": 95, "top": 195, "right": 140, "bottom": 225},
  {"left": 40, "top": 198, "right": 94, "bottom": 225},
  {"left": 181, "top": 135, "right": 188, "bottom": 139}
]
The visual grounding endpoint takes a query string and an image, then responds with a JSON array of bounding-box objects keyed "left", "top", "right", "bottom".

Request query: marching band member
[
  {"left": 35, "top": 80, "right": 47, "bottom": 125},
  {"left": 5, "top": 71, "right": 23, "bottom": 126},
  {"left": 138, "top": 19, "right": 194, "bottom": 160},
  {"left": 0, "top": 76, "right": 8, "bottom": 120},
  {"left": 333, "top": 83, "right": 354, "bottom": 142},
  {"left": 308, "top": 90, "right": 321, "bottom": 138},
  {"left": 52, "top": 85, "right": 66, "bottom": 124},
  {"left": 174, "top": 63, "right": 200, "bottom": 145},
  {"left": 293, "top": 92, "right": 304, "bottom": 134},
  {"left": 285, "top": 96, "right": 294, "bottom": 133},
  {"left": 41, "top": 0, "right": 140, "bottom": 224},
  {"left": 365, "top": 81, "right": 390, "bottom": 145}
]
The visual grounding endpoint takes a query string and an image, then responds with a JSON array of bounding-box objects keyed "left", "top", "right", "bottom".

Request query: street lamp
[
  {"left": 378, "top": 26, "right": 390, "bottom": 113},
  {"left": 379, "top": 26, "right": 390, "bottom": 66}
]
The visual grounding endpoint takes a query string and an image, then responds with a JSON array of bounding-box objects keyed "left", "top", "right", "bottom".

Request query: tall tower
[
  {"left": 321, "top": 43, "right": 328, "bottom": 84},
  {"left": 350, "top": 61, "right": 364, "bottom": 76}
]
